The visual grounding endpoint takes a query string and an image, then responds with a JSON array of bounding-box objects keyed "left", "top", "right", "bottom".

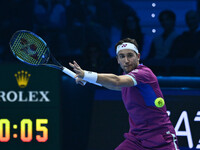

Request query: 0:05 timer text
[{"left": 0, "top": 119, "right": 48, "bottom": 142}]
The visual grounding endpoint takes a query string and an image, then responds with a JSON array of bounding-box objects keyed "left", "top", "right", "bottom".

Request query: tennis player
[{"left": 69, "top": 38, "right": 179, "bottom": 150}]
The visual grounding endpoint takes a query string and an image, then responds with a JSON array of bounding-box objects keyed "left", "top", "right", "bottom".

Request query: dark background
[{"left": 0, "top": 0, "right": 200, "bottom": 150}]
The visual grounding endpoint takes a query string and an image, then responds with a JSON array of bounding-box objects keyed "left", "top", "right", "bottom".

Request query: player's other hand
[
  {"left": 69, "top": 61, "right": 84, "bottom": 78},
  {"left": 76, "top": 77, "right": 86, "bottom": 86}
]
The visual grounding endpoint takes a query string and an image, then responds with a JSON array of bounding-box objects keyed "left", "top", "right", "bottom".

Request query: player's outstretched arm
[{"left": 69, "top": 61, "right": 135, "bottom": 90}]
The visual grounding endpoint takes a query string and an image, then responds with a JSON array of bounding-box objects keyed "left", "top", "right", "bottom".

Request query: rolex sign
[{"left": 0, "top": 63, "right": 61, "bottom": 107}]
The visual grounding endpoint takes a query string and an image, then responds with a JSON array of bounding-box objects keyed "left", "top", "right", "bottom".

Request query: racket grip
[
  {"left": 62, "top": 67, "right": 76, "bottom": 78},
  {"left": 62, "top": 67, "right": 102, "bottom": 87},
  {"left": 62, "top": 67, "right": 86, "bottom": 85}
]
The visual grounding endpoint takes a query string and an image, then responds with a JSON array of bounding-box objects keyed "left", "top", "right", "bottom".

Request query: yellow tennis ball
[{"left": 154, "top": 97, "right": 165, "bottom": 108}]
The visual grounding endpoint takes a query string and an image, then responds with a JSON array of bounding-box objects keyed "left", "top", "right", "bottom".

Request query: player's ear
[{"left": 137, "top": 53, "right": 140, "bottom": 61}]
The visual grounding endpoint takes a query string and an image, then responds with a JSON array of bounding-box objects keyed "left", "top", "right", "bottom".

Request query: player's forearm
[
  {"left": 101, "top": 84, "right": 121, "bottom": 91},
  {"left": 97, "top": 73, "right": 122, "bottom": 88},
  {"left": 82, "top": 70, "right": 134, "bottom": 88}
]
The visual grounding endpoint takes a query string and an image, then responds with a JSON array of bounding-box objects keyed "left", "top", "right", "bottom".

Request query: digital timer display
[
  {"left": 0, "top": 119, "right": 48, "bottom": 142},
  {"left": 0, "top": 109, "right": 60, "bottom": 150}
]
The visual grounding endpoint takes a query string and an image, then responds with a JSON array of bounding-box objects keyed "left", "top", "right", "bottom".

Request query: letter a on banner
[{"left": 175, "top": 111, "right": 193, "bottom": 148}]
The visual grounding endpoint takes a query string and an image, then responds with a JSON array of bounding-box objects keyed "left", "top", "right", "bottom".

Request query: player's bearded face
[{"left": 117, "top": 49, "right": 140, "bottom": 74}]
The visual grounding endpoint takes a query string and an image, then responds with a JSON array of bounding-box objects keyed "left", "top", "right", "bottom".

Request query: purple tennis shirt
[{"left": 121, "top": 64, "right": 175, "bottom": 140}]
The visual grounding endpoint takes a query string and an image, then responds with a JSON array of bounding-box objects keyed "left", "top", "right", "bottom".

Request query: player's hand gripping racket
[{"left": 9, "top": 30, "right": 100, "bottom": 86}]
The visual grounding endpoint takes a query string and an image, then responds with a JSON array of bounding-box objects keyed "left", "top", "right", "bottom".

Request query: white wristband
[{"left": 83, "top": 71, "right": 98, "bottom": 84}]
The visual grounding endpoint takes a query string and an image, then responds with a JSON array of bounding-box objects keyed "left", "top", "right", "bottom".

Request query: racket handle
[
  {"left": 62, "top": 67, "right": 76, "bottom": 78},
  {"left": 62, "top": 67, "right": 102, "bottom": 87}
]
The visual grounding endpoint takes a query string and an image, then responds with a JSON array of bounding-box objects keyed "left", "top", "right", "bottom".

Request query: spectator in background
[
  {"left": 121, "top": 12, "right": 152, "bottom": 60},
  {"left": 65, "top": 0, "right": 87, "bottom": 55},
  {"left": 121, "top": 12, "right": 144, "bottom": 52},
  {"left": 110, "top": 0, "right": 135, "bottom": 28},
  {"left": 11, "top": 0, "right": 34, "bottom": 31},
  {"left": 108, "top": 0, "right": 136, "bottom": 58},
  {"left": 170, "top": 10, "right": 200, "bottom": 59},
  {"left": 48, "top": 0, "right": 67, "bottom": 57},
  {"left": 94, "top": 0, "right": 113, "bottom": 31},
  {"left": 82, "top": 42, "right": 111, "bottom": 73},
  {"left": 49, "top": 0, "right": 66, "bottom": 29},
  {"left": 0, "top": 0, "right": 34, "bottom": 62},
  {"left": 148, "top": 10, "right": 179, "bottom": 59},
  {"left": 34, "top": 0, "right": 66, "bottom": 31},
  {"left": 34, "top": 0, "right": 52, "bottom": 39},
  {"left": 84, "top": 0, "right": 111, "bottom": 51},
  {"left": 34, "top": 0, "right": 51, "bottom": 27}
]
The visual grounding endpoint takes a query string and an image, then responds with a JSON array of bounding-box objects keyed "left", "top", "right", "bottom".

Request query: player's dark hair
[{"left": 115, "top": 38, "right": 139, "bottom": 52}]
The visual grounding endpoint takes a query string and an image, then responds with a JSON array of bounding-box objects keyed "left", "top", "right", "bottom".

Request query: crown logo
[{"left": 14, "top": 70, "right": 31, "bottom": 88}]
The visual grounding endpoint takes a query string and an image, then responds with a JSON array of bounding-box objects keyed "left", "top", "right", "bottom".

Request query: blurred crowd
[{"left": 0, "top": 0, "right": 200, "bottom": 76}]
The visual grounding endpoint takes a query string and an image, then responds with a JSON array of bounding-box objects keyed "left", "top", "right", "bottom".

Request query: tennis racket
[{"left": 9, "top": 30, "right": 101, "bottom": 86}]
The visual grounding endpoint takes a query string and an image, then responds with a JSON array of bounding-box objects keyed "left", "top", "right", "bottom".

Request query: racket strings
[
  {"left": 11, "top": 32, "right": 37, "bottom": 64},
  {"left": 10, "top": 31, "right": 49, "bottom": 65},
  {"left": 22, "top": 33, "right": 46, "bottom": 64},
  {"left": 12, "top": 33, "right": 38, "bottom": 64}
]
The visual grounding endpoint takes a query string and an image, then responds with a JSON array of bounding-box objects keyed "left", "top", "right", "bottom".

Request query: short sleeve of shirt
[{"left": 126, "top": 65, "right": 152, "bottom": 86}]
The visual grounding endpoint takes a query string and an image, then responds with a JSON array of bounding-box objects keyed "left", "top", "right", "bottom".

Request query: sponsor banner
[
  {"left": 0, "top": 63, "right": 61, "bottom": 108},
  {"left": 166, "top": 94, "right": 200, "bottom": 149}
]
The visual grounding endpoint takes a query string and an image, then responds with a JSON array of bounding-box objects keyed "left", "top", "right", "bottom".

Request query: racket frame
[{"left": 10, "top": 30, "right": 101, "bottom": 86}]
